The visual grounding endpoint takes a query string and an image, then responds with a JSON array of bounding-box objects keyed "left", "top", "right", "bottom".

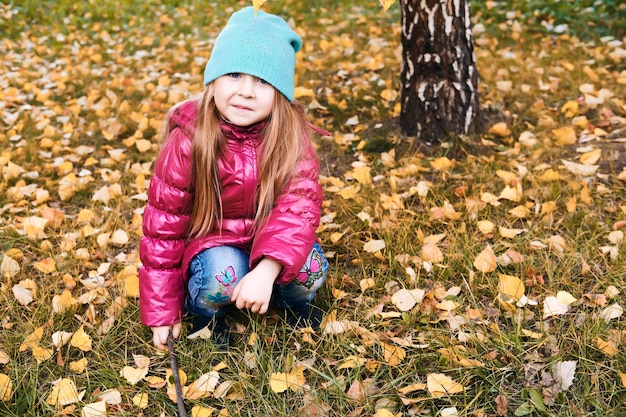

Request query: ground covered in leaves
[{"left": 1, "top": 0, "right": 626, "bottom": 416}]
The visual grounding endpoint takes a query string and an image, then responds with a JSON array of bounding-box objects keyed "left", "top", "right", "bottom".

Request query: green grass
[{"left": 1, "top": 0, "right": 626, "bottom": 416}]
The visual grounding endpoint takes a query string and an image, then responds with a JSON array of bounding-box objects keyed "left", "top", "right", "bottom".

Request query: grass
[{"left": 1, "top": 0, "right": 626, "bottom": 416}]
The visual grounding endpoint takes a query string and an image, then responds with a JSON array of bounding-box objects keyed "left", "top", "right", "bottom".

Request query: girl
[{"left": 139, "top": 7, "right": 328, "bottom": 350}]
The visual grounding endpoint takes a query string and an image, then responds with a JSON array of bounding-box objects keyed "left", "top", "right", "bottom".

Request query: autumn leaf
[
  {"left": 46, "top": 378, "right": 85, "bottom": 407},
  {"left": 81, "top": 401, "right": 107, "bottom": 417},
  {"left": 269, "top": 365, "right": 306, "bottom": 393},
  {"left": 426, "top": 373, "right": 465, "bottom": 397},
  {"left": 132, "top": 393, "right": 149, "bottom": 409},
  {"left": 391, "top": 288, "right": 425, "bottom": 311},
  {"left": 0, "top": 374, "right": 12, "bottom": 402},
  {"left": 380, "top": 341, "right": 406, "bottom": 366},
  {"left": 363, "top": 239, "right": 385, "bottom": 253},
  {"left": 474, "top": 246, "right": 497, "bottom": 273},
  {"left": 70, "top": 326, "right": 93, "bottom": 352}
]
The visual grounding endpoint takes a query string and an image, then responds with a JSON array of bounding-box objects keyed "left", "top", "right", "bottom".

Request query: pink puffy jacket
[{"left": 139, "top": 100, "right": 324, "bottom": 327}]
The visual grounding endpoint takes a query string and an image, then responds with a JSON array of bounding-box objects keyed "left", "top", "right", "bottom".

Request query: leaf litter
[{"left": 1, "top": 0, "right": 626, "bottom": 416}]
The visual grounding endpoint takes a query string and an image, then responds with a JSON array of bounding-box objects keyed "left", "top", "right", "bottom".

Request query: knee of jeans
[{"left": 186, "top": 290, "right": 230, "bottom": 317}]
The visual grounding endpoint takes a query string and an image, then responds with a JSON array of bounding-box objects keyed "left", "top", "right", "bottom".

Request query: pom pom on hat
[{"left": 203, "top": 7, "right": 302, "bottom": 102}]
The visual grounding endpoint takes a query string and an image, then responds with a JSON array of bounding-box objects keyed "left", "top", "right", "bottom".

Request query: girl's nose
[{"left": 238, "top": 75, "right": 255, "bottom": 97}]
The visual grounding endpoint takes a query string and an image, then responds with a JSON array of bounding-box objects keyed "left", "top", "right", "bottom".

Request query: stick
[{"left": 168, "top": 329, "right": 187, "bottom": 417}]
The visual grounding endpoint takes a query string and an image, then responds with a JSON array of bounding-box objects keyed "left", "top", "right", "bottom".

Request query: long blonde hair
[{"left": 181, "top": 84, "right": 308, "bottom": 238}]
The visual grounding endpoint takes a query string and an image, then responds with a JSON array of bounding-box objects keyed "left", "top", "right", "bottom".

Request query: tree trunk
[{"left": 400, "top": 0, "right": 480, "bottom": 143}]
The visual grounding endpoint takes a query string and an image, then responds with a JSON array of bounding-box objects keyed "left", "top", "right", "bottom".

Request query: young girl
[{"left": 139, "top": 7, "right": 328, "bottom": 350}]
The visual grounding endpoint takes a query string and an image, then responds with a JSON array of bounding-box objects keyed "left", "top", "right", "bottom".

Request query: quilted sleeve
[
  {"left": 139, "top": 127, "right": 194, "bottom": 327},
  {"left": 250, "top": 134, "right": 323, "bottom": 284}
]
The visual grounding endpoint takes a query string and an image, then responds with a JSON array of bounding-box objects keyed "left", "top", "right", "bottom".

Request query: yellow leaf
[
  {"left": 0, "top": 373, "right": 13, "bottom": 401},
  {"left": 337, "top": 185, "right": 359, "bottom": 199},
  {"left": 619, "top": 372, "right": 626, "bottom": 388},
  {"left": 293, "top": 87, "right": 315, "bottom": 99},
  {"left": 473, "top": 246, "right": 497, "bottom": 273},
  {"left": 337, "top": 355, "right": 367, "bottom": 370},
  {"left": 70, "top": 358, "right": 89, "bottom": 374},
  {"left": 46, "top": 378, "right": 84, "bottom": 407},
  {"left": 477, "top": 220, "right": 495, "bottom": 234},
  {"left": 0, "top": 351, "right": 8, "bottom": 365},
  {"left": 23, "top": 216, "right": 48, "bottom": 239},
  {"left": 132, "top": 393, "right": 149, "bottom": 409},
  {"left": 499, "top": 226, "right": 526, "bottom": 238},
  {"left": 350, "top": 166, "right": 372, "bottom": 185},
  {"left": 488, "top": 122, "right": 511, "bottom": 137},
  {"left": 71, "top": 327, "right": 92, "bottom": 352},
  {"left": 81, "top": 401, "right": 107, "bottom": 417},
  {"left": 359, "top": 278, "right": 376, "bottom": 292},
  {"left": 251, "top": 0, "right": 266, "bottom": 14},
  {"left": 184, "top": 372, "right": 220, "bottom": 400},
  {"left": 363, "top": 239, "right": 385, "bottom": 253},
  {"left": 192, "top": 405, "right": 216, "bottom": 417},
  {"left": 579, "top": 148, "right": 602, "bottom": 165},
  {"left": 269, "top": 365, "right": 306, "bottom": 393},
  {"left": 521, "top": 329, "right": 544, "bottom": 339},
  {"left": 497, "top": 274, "right": 525, "bottom": 302},
  {"left": 539, "top": 169, "right": 561, "bottom": 181},
  {"left": 552, "top": 126, "right": 577, "bottom": 146},
  {"left": 380, "top": 341, "right": 406, "bottom": 366},
  {"left": 379, "top": 0, "right": 395, "bottom": 13},
  {"left": 596, "top": 337, "right": 617, "bottom": 356},
  {"left": 53, "top": 290, "right": 79, "bottom": 313},
  {"left": 121, "top": 366, "right": 149, "bottom": 385},
  {"left": 33, "top": 258, "right": 57, "bottom": 274},
  {"left": 426, "top": 373, "right": 465, "bottom": 397},
  {"left": 31, "top": 345, "right": 53, "bottom": 364},
  {"left": 508, "top": 205, "right": 530, "bottom": 218},
  {"left": 135, "top": 139, "right": 152, "bottom": 152},
  {"left": 430, "top": 157, "right": 453, "bottom": 171},
  {"left": 20, "top": 327, "right": 44, "bottom": 352},
  {"left": 561, "top": 100, "right": 579, "bottom": 117}
]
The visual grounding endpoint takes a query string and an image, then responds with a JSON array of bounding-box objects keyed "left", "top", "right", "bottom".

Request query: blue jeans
[{"left": 186, "top": 242, "right": 328, "bottom": 318}]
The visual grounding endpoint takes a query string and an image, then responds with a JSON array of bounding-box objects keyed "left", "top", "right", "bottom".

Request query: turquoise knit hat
[{"left": 203, "top": 7, "right": 302, "bottom": 102}]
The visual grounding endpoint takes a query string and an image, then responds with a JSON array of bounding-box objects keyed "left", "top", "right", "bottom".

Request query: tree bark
[{"left": 400, "top": 0, "right": 480, "bottom": 143}]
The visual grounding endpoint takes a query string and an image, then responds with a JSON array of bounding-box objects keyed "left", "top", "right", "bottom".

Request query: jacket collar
[{"left": 219, "top": 118, "right": 268, "bottom": 140}]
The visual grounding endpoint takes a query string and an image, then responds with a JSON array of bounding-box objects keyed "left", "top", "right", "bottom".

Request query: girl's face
[{"left": 213, "top": 73, "right": 275, "bottom": 126}]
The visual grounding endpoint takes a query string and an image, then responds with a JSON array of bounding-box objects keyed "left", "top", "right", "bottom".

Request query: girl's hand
[
  {"left": 231, "top": 258, "right": 282, "bottom": 314},
  {"left": 151, "top": 323, "right": 182, "bottom": 350}
]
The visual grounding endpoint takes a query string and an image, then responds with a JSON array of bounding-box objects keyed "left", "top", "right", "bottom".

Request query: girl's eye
[
  {"left": 227, "top": 73, "right": 241, "bottom": 78},
  {"left": 257, "top": 78, "right": 269, "bottom": 85}
]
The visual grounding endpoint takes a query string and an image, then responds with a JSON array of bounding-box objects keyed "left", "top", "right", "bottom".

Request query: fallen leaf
[
  {"left": 184, "top": 371, "right": 220, "bottom": 400},
  {"left": 46, "top": 378, "right": 85, "bottom": 407},
  {"left": 426, "top": 373, "right": 465, "bottom": 397},
  {"left": 552, "top": 360, "right": 576, "bottom": 391},
  {"left": 81, "top": 401, "right": 106, "bottom": 417},
  {"left": 363, "top": 239, "right": 385, "bottom": 253},
  {"left": 269, "top": 365, "right": 306, "bottom": 393},
  {"left": 132, "top": 393, "right": 149, "bottom": 409},
  {"left": 380, "top": 341, "right": 406, "bottom": 366},
  {"left": 0, "top": 374, "right": 12, "bottom": 401},
  {"left": 474, "top": 246, "right": 497, "bottom": 273},
  {"left": 121, "top": 366, "right": 149, "bottom": 385},
  {"left": 391, "top": 288, "right": 425, "bottom": 311},
  {"left": 70, "top": 327, "right": 92, "bottom": 352},
  {"left": 191, "top": 405, "right": 216, "bottom": 417}
]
